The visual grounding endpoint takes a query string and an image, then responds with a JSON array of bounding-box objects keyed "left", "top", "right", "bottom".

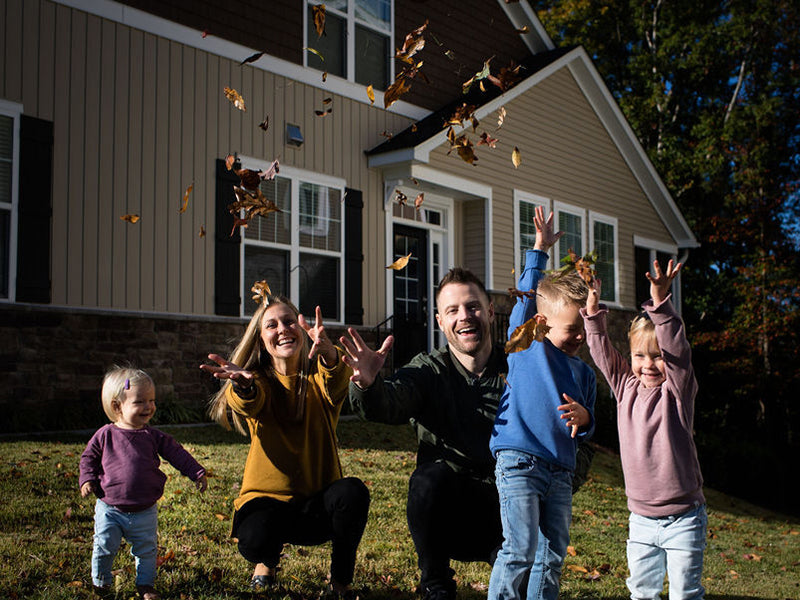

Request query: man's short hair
[
  {"left": 436, "top": 267, "right": 490, "bottom": 305},
  {"left": 536, "top": 271, "right": 589, "bottom": 317}
]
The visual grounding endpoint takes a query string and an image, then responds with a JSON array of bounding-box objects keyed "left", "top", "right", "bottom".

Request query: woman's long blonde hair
[{"left": 208, "top": 294, "right": 311, "bottom": 435}]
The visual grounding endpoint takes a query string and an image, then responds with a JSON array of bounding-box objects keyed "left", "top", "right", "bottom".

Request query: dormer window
[{"left": 306, "top": 1, "right": 393, "bottom": 90}]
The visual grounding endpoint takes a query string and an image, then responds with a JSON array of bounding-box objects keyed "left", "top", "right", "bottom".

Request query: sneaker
[{"left": 250, "top": 574, "right": 278, "bottom": 591}]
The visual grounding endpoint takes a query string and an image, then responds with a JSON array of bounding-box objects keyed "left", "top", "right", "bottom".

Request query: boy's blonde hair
[
  {"left": 628, "top": 315, "right": 657, "bottom": 346},
  {"left": 536, "top": 271, "right": 589, "bottom": 318},
  {"left": 208, "top": 294, "right": 312, "bottom": 435},
  {"left": 101, "top": 366, "right": 154, "bottom": 422}
]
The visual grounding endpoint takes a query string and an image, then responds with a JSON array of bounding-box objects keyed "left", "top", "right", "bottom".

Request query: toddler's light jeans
[{"left": 92, "top": 499, "right": 158, "bottom": 587}]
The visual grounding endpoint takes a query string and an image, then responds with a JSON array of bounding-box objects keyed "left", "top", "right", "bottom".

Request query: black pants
[
  {"left": 233, "top": 477, "right": 370, "bottom": 585},
  {"left": 406, "top": 462, "right": 503, "bottom": 593}
]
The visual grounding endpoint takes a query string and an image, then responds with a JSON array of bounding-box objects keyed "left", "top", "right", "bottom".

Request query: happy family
[{"left": 78, "top": 206, "right": 706, "bottom": 600}]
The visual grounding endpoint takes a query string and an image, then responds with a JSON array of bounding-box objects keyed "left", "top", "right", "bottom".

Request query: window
[
  {"left": 589, "top": 212, "right": 618, "bottom": 303},
  {"left": 240, "top": 162, "right": 345, "bottom": 321},
  {"left": 634, "top": 237, "right": 677, "bottom": 307},
  {"left": 306, "top": 1, "right": 392, "bottom": 89},
  {"left": 554, "top": 201, "right": 584, "bottom": 266},
  {"left": 0, "top": 101, "right": 21, "bottom": 302},
  {"left": 513, "top": 192, "right": 551, "bottom": 275}
]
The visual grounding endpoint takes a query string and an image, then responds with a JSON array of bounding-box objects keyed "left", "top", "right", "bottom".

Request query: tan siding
[
  {"left": 38, "top": 0, "right": 56, "bottom": 121},
  {"left": 462, "top": 199, "right": 485, "bottom": 282},
  {"left": 3, "top": 0, "right": 23, "bottom": 101},
  {"left": 139, "top": 31, "right": 158, "bottom": 310},
  {"left": 126, "top": 26, "right": 144, "bottom": 308},
  {"left": 83, "top": 14, "right": 102, "bottom": 307},
  {"left": 21, "top": 0, "right": 40, "bottom": 113}
]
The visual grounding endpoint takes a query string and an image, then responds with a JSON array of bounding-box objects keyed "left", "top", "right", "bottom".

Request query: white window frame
[
  {"left": 513, "top": 191, "right": 552, "bottom": 276},
  {"left": 589, "top": 211, "right": 619, "bottom": 305},
  {"left": 553, "top": 200, "right": 585, "bottom": 266},
  {"left": 634, "top": 235, "right": 680, "bottom": 310},
  {"left": 237, "top": 158, "right": 346, "bottom": 323},
  {"left": 0, "top": 100, "right": 22, "bottom": 303},
  {"left": 304, "top": 0, "right": 395, "bottom": 89}
]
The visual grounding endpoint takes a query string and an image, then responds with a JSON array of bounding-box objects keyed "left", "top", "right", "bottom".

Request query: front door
[{"left": 392, "top": 224, "right": 429, "bottom": 367}]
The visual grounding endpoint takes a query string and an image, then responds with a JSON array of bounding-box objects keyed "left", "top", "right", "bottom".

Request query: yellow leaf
[
  {"left": 180, "top": 183, "right": 193, "bottom": 213},
  {"left": 566, "top": 564, "right": 588, "bottom": 573},
  {"left": 367, "top": 84, "right": 375, "bottom": 104},
  {"left": 215, "top": 513, "right": 228, "bottom": 520},
  {"left": 199, "top": 225, "right": 206, "bottom": 238},
  {"left": 512, "top": 146, "right": 521, "bottom": 168},
  {"left": 567, "top": 545, "right": 577, "bottom": 556},
  {"left": 386, "top": 253, "right": 412, "bottom": 270},
  {"left": 223, "top": 86, "right": 246, "bottom": 111},
  {"left": 304, "top": 47, "right": 325, "bottom": 62},
  {"left": 120, "top": 214, "right": 140, "bottom": 224}
]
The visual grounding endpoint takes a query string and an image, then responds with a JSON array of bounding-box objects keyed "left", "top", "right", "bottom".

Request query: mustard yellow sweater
[{"left": 226, "top": 352, "right": 352, "bottom": 510}]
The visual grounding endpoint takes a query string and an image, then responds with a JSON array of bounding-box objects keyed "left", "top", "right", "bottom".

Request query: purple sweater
[
  {"left": 582, "top": 297, "right": 704, "bottom": 517},
  {"left": 79, "top": 424, "right": 206, "bottom": 512}
]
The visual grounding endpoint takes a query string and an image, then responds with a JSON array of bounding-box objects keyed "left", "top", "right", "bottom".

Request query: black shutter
[
  {"left": 344, "top": 187, "right": 363, "bottom": 325},
  {"left": 214, "top": 158, "right": 241, "bottom": 316},
  {"left": 16, "top": 116, "right": 53, "bottom": 303}
]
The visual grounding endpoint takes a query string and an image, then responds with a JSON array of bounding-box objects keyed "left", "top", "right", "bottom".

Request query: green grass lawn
[{"left": 1, "top": 421, "right": 797, "bottom": 599}]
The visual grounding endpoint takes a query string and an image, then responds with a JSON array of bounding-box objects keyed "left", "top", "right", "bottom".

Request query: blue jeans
[
  {"left": 92, "top": 499, "right": 158, "bottom": 587},
  {"left": 488, "top": 450, "right": 573, "bottom": 600},
  {"left": 626, "top": 504, "right": 707, "bottom": 600}
]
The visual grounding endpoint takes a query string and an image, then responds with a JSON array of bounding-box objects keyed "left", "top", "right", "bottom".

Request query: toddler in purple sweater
[
  {"left": 582, "top": 260, "right": 706, "bottom": 600},
  {"left": 79, "top": 367, "right": 207, "bottom": 600}
]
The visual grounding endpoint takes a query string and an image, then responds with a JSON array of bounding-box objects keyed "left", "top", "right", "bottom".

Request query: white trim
[
  {"left": 236, "top": 156, "right": 346, "bottom": 323},
  {"left": 633, "top": 234, "right": 678, "bottom": 255},
  {"left": 512, "top": 191, "right": 551, "bottom": 276},
  {"left": 0, "top": 100, "right": 22, "bottom": 303},
  {"left": 589, "top": 211, "right": 619, "bottom": 304},
  {"left": 553, "top": 200, "right": 585, "bottom": 259},
  {"left": 410, "top": 165, "right": 492, "bottom": 199},
  {"left": 52, "top": 0, "right": 428, "bottom": 121},
  {"left": 485, "top": 189, "right": 494, "bottom": 290}
]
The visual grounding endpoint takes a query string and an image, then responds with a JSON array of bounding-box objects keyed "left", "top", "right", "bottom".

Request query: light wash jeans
[
  {"left": 626, "top": 503, "right": 707, "bottom": 600},
  {"left": 488, "top": 450, "right": 573, "bottom": 600},
  {"left": 92, "top": 499, "right": 158, "bottom": 587}
]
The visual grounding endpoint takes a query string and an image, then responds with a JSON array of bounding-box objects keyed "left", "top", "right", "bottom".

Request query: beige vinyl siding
[
  {"left": 2, "top": 0, "right": 410, "bottom": 321},
  {"left": 462, "top": 199, "right": 486, "bottom": 283},
  {"left": 425, "top": 68, "right": 675, "bottom": 309}
]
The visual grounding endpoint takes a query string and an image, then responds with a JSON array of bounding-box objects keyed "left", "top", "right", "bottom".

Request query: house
[{"left": 0, "top": 0, "right": 697, "bottom": 431}]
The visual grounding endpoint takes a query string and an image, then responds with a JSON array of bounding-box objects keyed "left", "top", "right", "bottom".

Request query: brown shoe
[{"left": 136, "top": 584, "right": 160, "bottom": 600}]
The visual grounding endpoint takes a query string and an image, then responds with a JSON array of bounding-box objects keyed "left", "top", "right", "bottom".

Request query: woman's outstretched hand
[
  {"left": 200, "top": 354, "right": 254, "bottom": 388},
  {"left": 340, "top": 328, "right": 394, "bottom": 389},
  {"left": 299, "top": 305, "right": 338, "bottom": 367}
]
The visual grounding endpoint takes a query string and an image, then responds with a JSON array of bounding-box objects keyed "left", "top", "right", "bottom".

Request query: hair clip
[
  {"left": 251, "top": 280, "right": 273, "bottom": 305},
  {"left": 124, "top": 378, "right": 130, "bottom": 390}
]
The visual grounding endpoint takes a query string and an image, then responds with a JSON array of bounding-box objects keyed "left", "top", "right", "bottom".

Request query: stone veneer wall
[{"left": 0, "top": 303, "right": 370, "bottom": 433}]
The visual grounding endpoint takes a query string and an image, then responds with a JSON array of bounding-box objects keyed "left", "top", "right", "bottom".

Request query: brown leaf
[
  {"left": 156, "top": 549, "right": 175, "bottom": 567},
  {"left": 445, "top": 103, "right": 478, "bottom": 128},
  {"left": 214, "top": 513, "right": 228, "bottom": 521},
  {"left": 198, "top": 225, "right": 206, "bottom": 238},
  {"left": 258, "top": 116, "right": 269, "bottom": 131},
  {"left": 496, "top": 106, "right": 507, "bottom": 130},
  {"left": 223, "top": 86, "right": 246, "bottom": 111},
  {"left": 448, "top": 134, "right": 478, "bottom": 165},
  {"left": 505, "top": 317, "right": 550, "bottom": 353},
  {"left": 262, "top": 159, "right": 280, "bottom": 180},
  {"left": 478, "top": 131, "right": 498, "bottom": 148},
  {"left": 311, "top": 3, "right": 326, "bottom": 38},
  {"left": 120, "top": 214, "right": 140, "bottom": 224},
  {"left": 180, "top": 183, "right": 193, "bottom": 213},
  {"left": 229, "top": 216, "right": 249, "bottom": 237},
  {"left": 384, "top": 76, "right": 411, "bottom": 108},
  {"left": 322, "top": 71, "right": 328, "bottom": 81},
  {"left": 516, "top": 25, "right": 530, "bottom": 33},
  {"left": 395, "top": 190, "right": 408, "bottom": 206},
  {"left": 512, "top": 146, "right": 521, "bottom": 168},
  {"left": 487, "top": 60, "right": 523, "bottom": 92},
  {"left": 566, "top": 564, "right": 588, "bottom": 573},
  {"left": 315, "top": 108, "right": 332, "bottom": 117},
  {"left": 386, "top": 253, "right": 412, "bottom": 270},
  {"left": 251, "top": 280, "right": 272, "bottom": 303},
  {"left": 367, "top": 84, "right": 375, "bottom": 104},
  {"left": 225, "top": 153, "right": 237, "bottom": 170},
  {"left": 235, "top": 168, "right": 262, "bottom": 191},
  {"left": 414, "top": 193, "right": 424, "bottom": 211},
  {"left": 239, "top": 51, "right": 264, "bottom": 66},
  {"left": 322, "top": 97, "right": 332, "bottom": 105},
  {"left": 411, "top": 123, "right": 418, "bottom": 132},
  {"left": 396, "top": 20, "right": 428, "bottom": 64},
  {"left": 380, "top": 130, "right": 393, "bottom": 139},
  {"left": 567, "top": 545, "right": 577, "bottom": 557}
]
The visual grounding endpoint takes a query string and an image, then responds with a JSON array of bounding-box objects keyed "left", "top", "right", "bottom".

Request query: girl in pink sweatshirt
[{"left": 582, "top": 260, "right": 706, "bottom": 600}]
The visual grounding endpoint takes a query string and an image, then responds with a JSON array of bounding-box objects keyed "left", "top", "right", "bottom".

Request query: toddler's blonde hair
[
  {"left": 628, "top": 315, "right": 657, "bottom": 347},
  {"left": 101, "top": 366, "right": 154, "bottom": 422}
]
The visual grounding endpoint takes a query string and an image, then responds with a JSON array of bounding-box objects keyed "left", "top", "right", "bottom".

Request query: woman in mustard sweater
[{"left": 201, "top": 292, "right": 369, "bottom": 598}]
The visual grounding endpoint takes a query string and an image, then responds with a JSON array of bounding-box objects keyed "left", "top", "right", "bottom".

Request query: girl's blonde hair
[
  {"left": 101, "top": 367, "right": 154, "bottom": 422},
  {"left": 208, "top": 294, "right": 311, "bottom": 435},
  {"left": 628, "top": 315, "right": 657, "bottom": 346}
]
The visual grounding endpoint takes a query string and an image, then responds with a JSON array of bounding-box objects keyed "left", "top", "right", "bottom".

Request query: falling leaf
[
  {"left": 411, "top": 123, "right": 418, "bottom": 132},
  {"left": 304, "top": 47, "right": 325, "bottom": 62},
  {"left": 487, "top": 60, "right": 523, "bottom": 92},
  {"left": 311, "top": 3, "right": 326, "bottom": 38},
  {"left": 258, "top": 117, "right": 269, "bottom": 132},
  {"left": 446, "top": 103, "right": 479, "bottom": 129},
  {"left": 251, "top": 280, "right": 272, "bottom": 303},
  {"left": 478, "top": 131, "right": 498, "bottom": 148},
  {"left": 120, "top": 214, "right": 140, "bottom": 224},
  {"left": 322, "top": 71, "right": 328, "bottom": 81},
  {"left": 516, "top": 25, "right": 530, "bottom": 33},
  {"left": 235, "top": 168, "right": 262, "bottom": 191},
  {"left": 505, "top": 317, "right": 550, "bottom": 353},
  {"left": 462, "top": 57, "right": 493, "bottom": 94},
  {"left": 201, "top": 30, "right": 209, "bottom": 38},
  {"left": 554, "top": 249, "right": 598, "bottom": 286},
  {"left": 262, "top": 159, "right": 280, "bottom": 180},
  {"left": 444, "top": 49, "right": 455, "bottom": 60},
  {"left": 395, "top": 21, "right": 428, "bottom": 64},
  {"left": 380, "top": 130, "right": 393, "bottom": 139},
  {"left": 239, "top": 51, "right": 264, "bottom": 66},
  {"left": 447, "top": 134, "right": 478, "bottom": 165},
  {"left": 512, "top": 146, "right": 521, "bottom": 168},
  {"left": 322, "top": 97, "right": 332, "bottom": 104},
  {"left": 386, "top": 253, "right": 412, "bottom": 270},
  {"left": 315, "top": 108, "right": 332, "bottom": 117},
  {"left": 411, "top": 177, "right": 419, "bottom": 185},
  {"left": 395, "top": 190, "right": 408, "bottom": 206},
  {"left": 496, "top": 106, "right": 507, "bottom": 130},
  {"left": 366, "top": 84, "right": 375, "bottom": 104},
  {"left": 225, "top": 153, "right": 237, "bottom": 170},
  {"left": 223, "top": 86, "right": 246, "bottom": 111},
  {"left": 384, "top": 76, "right": 411, "bottom": 109},
  {"left": 414, "top": 193, "right": 424, "bottom": 210},
  {"left": 180, "top": 183, "right": 193, "bottom": 213},
  {"left": 198, "top": 225, "right": 206, "bottom": 238}
]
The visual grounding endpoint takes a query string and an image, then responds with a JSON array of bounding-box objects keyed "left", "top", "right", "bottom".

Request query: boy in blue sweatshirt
[{"left": 488, "top": 208, "right": 595, "bottom": 600}]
